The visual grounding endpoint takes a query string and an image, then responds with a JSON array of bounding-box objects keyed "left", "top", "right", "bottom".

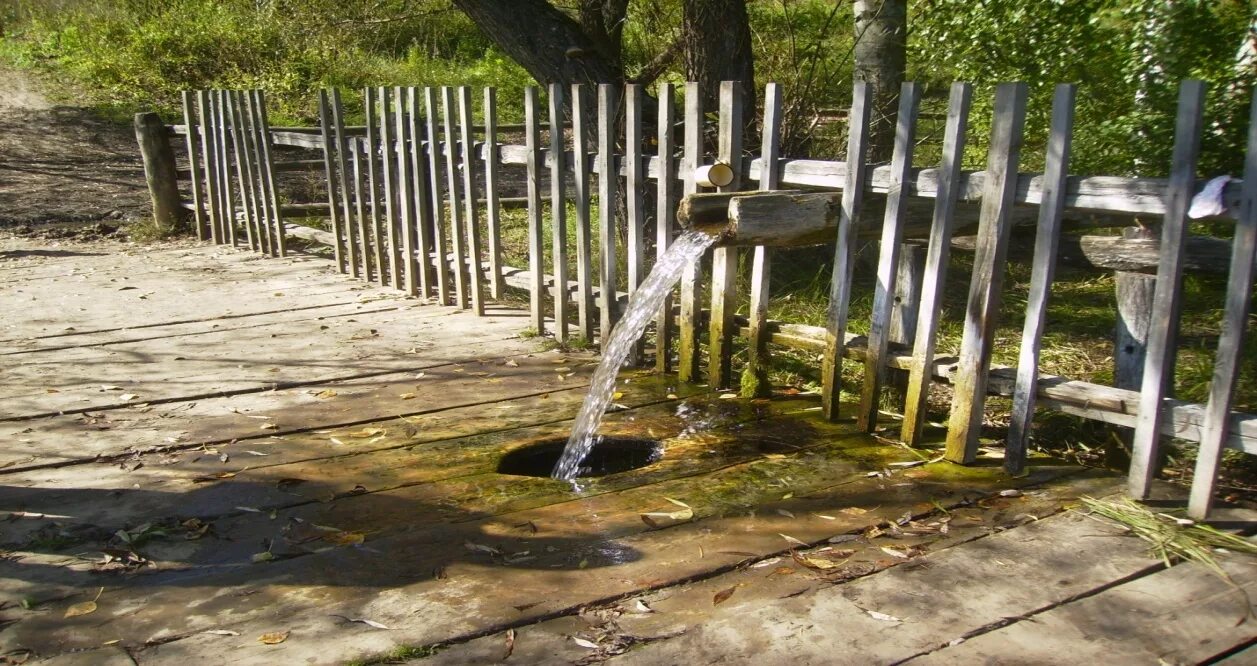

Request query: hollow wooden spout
[{"left": 677, "top": 191, "right": 842, "bottom": 247}]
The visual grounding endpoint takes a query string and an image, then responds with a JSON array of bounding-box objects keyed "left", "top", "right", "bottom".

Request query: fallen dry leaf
[
  {"left": 64, "top": 600, "right": 97, "bottom": 618},
  {"left": 399, "top": 392, "right": 416, "bottom": 400},
  {"left": 324, "top": 531, "right": 365, "bottom": 546},
  {"left": 572, "top": 636, "right": 599, "bottom": 649},
  {"left": 504, "top": 628, "right": 516, "bottom": 659},
  {"left": 315, "top": 389, "right": 338, "bottom": 399},
  {"left": 713, "top": 585, "right": 739, "bottom": 605},
  {"left": 258, "top": 631, "right": 289, "bottom": 645},
  {"left": 347, "top": 427, "right": 385, "bottom": 439},
  {"left": 779, "top": 533, "right": 809, "bottom": 547},
  {"left": 191, "top": 471, "right": 237, "bottom": 483},
  {"left": 865, "top": 610, "right": 902, "bottom": 623}
]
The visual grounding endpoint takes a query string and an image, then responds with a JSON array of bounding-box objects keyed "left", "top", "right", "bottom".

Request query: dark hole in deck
[{"left": 497, "top": 437, "right": 663, "bottom": 478}]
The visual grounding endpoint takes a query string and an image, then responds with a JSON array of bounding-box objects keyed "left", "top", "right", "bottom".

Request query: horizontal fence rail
[{"left": 153, "top": 81, "right": 1256, "bottom": 520}]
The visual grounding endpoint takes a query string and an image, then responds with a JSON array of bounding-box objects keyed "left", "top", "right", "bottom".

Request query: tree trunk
[
  {"left": 578, "top": 0, "right": 629, "bottom": 75},
  {"left": 681, "top": 0, "right": 755, "bottom": 128},
  {"left": 853, "top": 0, "right": 906, "bottom": 164}
]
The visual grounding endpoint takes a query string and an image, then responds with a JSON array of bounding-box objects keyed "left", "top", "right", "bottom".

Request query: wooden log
[
  {"left": 525, "top": 86, "right": 546, "bottom": 334},
  {"left": 708, "top": 80, "right": 743, "bottom": 390},
  {"left": 316, "top": 90, "right": 347, "bottom": 272},
  {"left": 424, "top": 87, "right": 450, "bottom": 302},
  {"left": 820, "top": 81, "right": 873, "bottom": 420},
  {"left": 459, "top": 86, "right": 486, "bottom": 315},
  {"left": 195, "top": 91, "right": 223, "bottom": 244},
  {"left": 678, "top": 81, "right": 704, "bottom": 383},
  {"left": 1113, "top": 228, "right": 1157, "bottom": 392},
  {"left": 224, "top": 91, "right": 259, "bottom": 252},
  {"left": 1076, "top": 234, "right": 1252, "bottom": 273},
  {"left": 408, "top": 87, "right": 434, "bottom": 297},
  {"left": 598, "top": 83, "right": 620, "bottom": 347},
  {"left": 858, "top": 82, "right": 922, "bottom": 432},
  {"left": 442, "top": 86, "right": 469, "bottom": 308},
  {"left": 483, "top": 87, "right": 505, "bottom": 300},
  {"left": 1188, "top": 88, "right": 1257, "bottom": 519},
  {"left": 655, "top": 82, "right": 677, "bottom": 374},
  {"left": 134, "top": 111, "right": 185, "bottom": 235},
  {"left": 364, "top": 88, "right": 388, "bottom": 285},
  {"left": 744, "top": 82, "right": 783, "bottom": 398},
  {"left": 1006, "top": 84, "right": 1077, "bottom": 476},
  {"left": 397, "top": 86, "right": 420, "bottom": 297},
  {"left": 944, "top": 82, "right": 1029, "bottom": 464},
  {"left": 180, "top": 92, "right": 208, "bottom": 240},
  {"left": 549, "top": 83, "right": 570, "bottom": 340},
  {"left": 571, "top": 84, "right": 595, "bottom": 342},
  {"left": 1129, "top": 81, "right": 1207, "bottom": 499},
  {"left": 625, "top": 83, "right": 646, "bottom": 365},
  {"left": 251, "top": 90, "right": 286, "bottom": 256}
]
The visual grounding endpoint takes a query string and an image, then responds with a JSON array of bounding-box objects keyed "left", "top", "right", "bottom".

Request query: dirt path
[{"left": 0, "top": 67, "right": 150, "bottom": 227}]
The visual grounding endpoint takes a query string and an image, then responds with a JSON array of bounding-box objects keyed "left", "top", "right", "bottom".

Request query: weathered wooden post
[
  {"left": 887, "top": 241, "right": 925, "bottom": 400},
  {"left": 134, "top": 112, "right": 185, "bottom": 234}
]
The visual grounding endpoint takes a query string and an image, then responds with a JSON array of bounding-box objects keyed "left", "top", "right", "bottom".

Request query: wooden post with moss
[{"left": 134, "top": 111, "right": 185, "bottom": 235}]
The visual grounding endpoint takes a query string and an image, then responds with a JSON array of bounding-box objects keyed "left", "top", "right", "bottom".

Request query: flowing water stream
[{"left": 552, "top": 230, "right": 719, "bottom": 481}]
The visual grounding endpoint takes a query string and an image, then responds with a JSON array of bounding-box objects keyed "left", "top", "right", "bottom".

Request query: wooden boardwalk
[{"left": 1, "top": 237, "right": 1253, "bottom": 665}]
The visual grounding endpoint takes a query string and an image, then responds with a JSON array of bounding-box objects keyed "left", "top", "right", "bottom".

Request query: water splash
[{"left": 552, "top": 230, "right": 718, "bottom": 481}]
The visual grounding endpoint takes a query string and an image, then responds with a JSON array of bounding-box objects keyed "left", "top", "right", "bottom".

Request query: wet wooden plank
[
  {"left": 708, "top": 81, "right": 743, "bottom": 390},
  {"left": 317, "top": 90, "right": 347, "bottom": 272},
  {"left": 901, "top": 83, "right": 972, "bottom": 447},
  {"left": 483, "top": 87, "right": 505, "bottom": 299},
  {"left": 549, "top": 83, "right": 571, "bottom": 341},
  {"left": 525, "top": 87, "right": 546, "bottom": 334},
  {"left": 598, "top": 83, "right": 620, "bottom": 345},
  {"left": 1006, "top": 84, "right": 1076, "bottom": 475},
  {"left": 458, "top": 86, "right": 485, "bottom": 315},
  {"left": 678, "top": 81, "right": 704, "bottom": 383},
  {"left": 857, "top": 82, "right": 920, "bottom": 431},
  {"left": 1188, "top": 88, "right": 1257, "bottom": 519},
  {"left": 180, "top": 91, "right": 208, "bottom": 240},
  {"left": 821, "top": 81, "right": 873, "bottom": 420},
  {"left": 1128, "top": 81, "right": 1206, "bottom": 498},
  {"left": 571, "top": 84, "right": 595, "bottom": 342},
  {"left": 425, "top": 87, "right": 451, "bottom": 302},
  {"left": 745, "top": 82, "right": 783, "bottom": 397},
  {"left": 944, "top": 83, "right": 1028, "bottom": 463}
]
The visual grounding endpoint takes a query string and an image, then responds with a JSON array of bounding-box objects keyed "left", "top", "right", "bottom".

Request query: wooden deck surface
[{"left": 1, "top": 237, "right": 1253, "bottom": 665}]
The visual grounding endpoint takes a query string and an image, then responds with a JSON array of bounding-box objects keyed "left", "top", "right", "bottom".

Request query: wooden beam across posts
[
  {"left": 708, "top": 80, "right": 744, "bottom": 390},
  {"left": 678, "top": 81, "right": 704, "bottom": 383},
  {"left": 364, "top": 87, "right": 387, "bottom": 285},
  {"left": 655, "top": 82, "right": 677, "bottom": 374},
  {"left": 424, "top": 87, "right": 450, "bottom": 302},
  {"left": 397, "top": 86, "right": 420, "bottom": 297},
  {"left": 625, "top": 83, "right": 646, "bottom": 364},
  {"left": 459, "top": 85, "right": 486, "bottom": 315},
  {"left": 549, "top": 83, "right": 571, "bottom": 340},
  {"left": 484, "top": 87, "right": 505, "bottom": 300},
  {"left": 225, "top": 91, "right": 258, "bottom": 252},
  {"left": 571, "top": 84, "right": 595, "bottom": 342},
  {"left": 821, "top": 81, "right": 873, "bottom": 421},
  {"left": 317, "top": 90, "right": 348, "bottom": 272},
  {"left": 1129, "top": 81, "right": 1207, "bottom": 499},
  {"left": 195, "top": 91, "right": 223, "bottom": 244},
  {"left": 331, "top": 89, "right": 360, "bottom": 276},
  {"left": 598, "top": 83, "right": 620, "bottom": 346},
  {"left": 1188, "top": 88, "right": 1257, "bottom": 519},
  {"left": 944, "top": 82, "right": 1029, "bottom": 464},
  {"left": 525, "top": 86, "right": 547, "bottom": 334},
  {"left": 744, "top": 82, "right": 783, "bottom": 398},
  {"left": 857, "top": 82, "right": 921, "bottom": 431},
  {"left": 901, "top": 82, "right": 972, "bottom": 446},
  {"left": 408, "top": 87, "right": 435, "bottom": 297},
  {"left": 442, "top": 86, "right": 469, "bottom": 308},
  {"left": 251, "top": 90, "right": 286, "bottom": 256},
  {"left": 1005, "top": 84, "right": 1077, "bottom": 475},
  {"left": 179, "top": 91, "right": 208, "bottom": 240}
]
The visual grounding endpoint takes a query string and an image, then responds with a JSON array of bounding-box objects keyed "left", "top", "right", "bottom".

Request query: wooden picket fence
[{"left": 160, "top": 80, "right": 1256, "bottom": 520}]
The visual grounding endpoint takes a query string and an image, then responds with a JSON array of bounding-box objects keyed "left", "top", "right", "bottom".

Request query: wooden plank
[
  {"left": 901, "top": 82, "right": 973, "bottom": 446},
  {"left": 442, "top": 86, "right": 469, "bottom": 308},
  {"left": 252, "top": 90, "right": 286, "bottom": 256},
  {"left": 330, "top": 88, "right": 360, "bottom": 277},
  {"left": 380, "top": 86, "right": 403, "bottom": 291},
  {"left": 571, "top": 84, "right": 595, "bottom": 342},
  {"left": 424, "top": 87, "right": 450, "bottom": 302},
  {"left": 349, "top": 136, "right": 374, "bottom": 282},
  {"left": 943, "top": 82, "right": 1029, "bottom": 463},
  {"left": 407, "top": 87, "right": 434, "bottom": 297},
  {"left": 227, "top": 90, "right": 260, "bottom": 252},
  {"left": 195, "top": 90, "right": 222, "bottom": 244},
  {"left": 1128, "top": 81, "right": 1207, "bottom": 498},
  {"left": 598, "top": 83, "right": 620, "bottom": 346},
  {"left": 483, "top": 87, "right": 505, "bottom": 299},
  {"left": 708, "top": 80, "right": 743, "bottom": 389},
  {"left": 316, "top": 90, "right": 347, "bottom": 272},
  {"left": 525, "top": 86, "right": 546, "bottom": 334},
  {"left": 744, "top": 82, "right": 783, "bottom": 397},
  {"left": 1188, "top": 88, "right": 1257, "bottom": 519},
  {"left": 625, "top": 83, "right": 646, "bottom": 363},
  {"left": 549, "top": 83, "right": 571, "bottom": 341},
  {"left": 395, "top": 86, "right": 420, "bottom": 296},
  {"left": 820, "top": 81, "right": 873, "bottom": 420},
  {"left": 655, "top": 83, "right": 677, "bottom": 374},
  {"left": 239, "top": 89, "right": 273, "bottom": 256},
  {"left": 1006, "top": 84, "right": 1077, "bottom": 475},
  {"left": 180, "top": 91, "right": 208, "bottom": 240},
  {"left": 458, "top": 86, "right": 486, "bottom": 315},
  {"left": 857, "top": 82, "right": 921, "bottom": 431},
  {"left": 365, "top": 87, "right": 388, "bottom": 286},
  {"left": 678, "top": 81, "right": 704, "bottom": 383},
  {"left": 215, "top": 90, "right": 238, "bottom": 246}
]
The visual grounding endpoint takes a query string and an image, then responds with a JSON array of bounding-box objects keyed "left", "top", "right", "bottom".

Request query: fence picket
[
  {"left": 226, "top": 91, "right": 259, "bottom": 253},
  {"left": 330, "top": 89, "right": 359, "bottom": 276},
  {"left": 525, "top": 86, "right": 546, "bottom": 334},
  {"left": 708, "top": 80, "right": 744, "bottom": 389},
  {"left": 549, "top": 83, "right": 571, "bottom": 340},
  {"left": 857, "top": 82, "right": 921, "bottom": 431},
  {"left": 396, "top": 86, "right": 420, "bottom": 296},
  {"left": 195, "top": 90, "right": 222, "bottom": 244},
  {"left": 655, "top": 83, "right": 677, "bottom": 374},
  {"left": 459, "top": 86, "right": 485, "bottom": 315},
  {"left": 484, "top": 87, "right": 505, "bottom": 299},
  {"left": 317, "top": 90, "right": 347, "bottom": 272},
  {"left": 678, "top": 82, "right": 704, "bottom": 383},
  {"left": 901, "top": 82, "right": 973, "bottom": 446},
  {"left": 943, "top": 82, "right": 1029, "bottom": 463},
  {"left": 215, "top": 91, "right": 238, "bottom": 246},
  {"left": 408, "top": 87, "right": 434, "bottom": 297},
  {"left": 442, "top": 86, "right": 469, "bottom": 308},
  {"left": 364, "top": 88, "right": 387, "bottom": 285},
  {"left": 1006, "top": 84, "right": 1077, "bottom": 475},
  {"left": 820, "top": 82, "right": 873, "bottom": 420},
  {"left": 180, "top": 91, "right": 208, "bottom": 240},
  {"left": 625, "top": 83, "right": 646, "bottom": 364},
  {"left": 1128, "top": 81, "right": 1207, "bottom": 498},
  {"left": 251, "top": 90, "right": 285, "bottom": 256},
  {"left": 349, "top": 134, "right": 373, "bottom": 281},
  {"left": 239, "top": 90, "right": 273, "bottom": 256},
  {"left": 597, "top": 84, "right": 619, "bottom": 345},
  {"left": 746, "top": 82, "right": 782, "bottom": 397},
  {"left": 571, "top": 84, "right": 595, "bottom": 342},
  {"left": 424, "top": 87, "right": 450, "bottom": 302}
]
